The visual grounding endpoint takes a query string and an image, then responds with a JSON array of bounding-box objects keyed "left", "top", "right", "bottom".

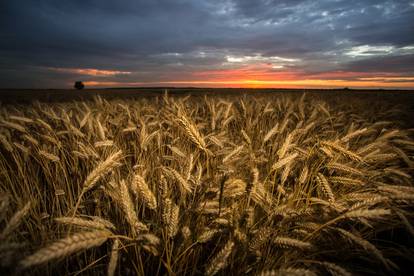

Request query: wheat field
[{"left": 0, "top": 91, "right": 413, "bottom": 275}]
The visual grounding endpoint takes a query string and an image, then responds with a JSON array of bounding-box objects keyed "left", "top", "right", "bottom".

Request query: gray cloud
[{"left": 0, "top": 0, "right": 413, "bottom": 88}]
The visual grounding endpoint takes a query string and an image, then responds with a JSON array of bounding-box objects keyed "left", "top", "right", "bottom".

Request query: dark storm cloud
[
  {"left": 0, "top": 0, "right": 413, "bottom": 88},
  {"left": 345, "top": 54, "right": 414, "bottom": 73}
]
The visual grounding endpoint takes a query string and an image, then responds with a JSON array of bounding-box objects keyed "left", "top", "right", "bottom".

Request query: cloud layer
[{"left": 1, "top": 0, "right": 413, "bottom": 88}]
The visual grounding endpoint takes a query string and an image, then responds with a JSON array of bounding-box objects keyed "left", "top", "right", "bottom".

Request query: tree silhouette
[{"left": 74, "top": 81, "right": 85, "bottom": 90}]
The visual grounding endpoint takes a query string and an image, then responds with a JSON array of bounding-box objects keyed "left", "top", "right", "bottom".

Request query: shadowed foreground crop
[{"left": 0, "top": 92, "right": 413, "bottom": 275}]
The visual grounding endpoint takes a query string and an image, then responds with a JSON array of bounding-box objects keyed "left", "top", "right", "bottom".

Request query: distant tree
[{"left": 74, "top": 81, "right": 85, "bottom": 90}]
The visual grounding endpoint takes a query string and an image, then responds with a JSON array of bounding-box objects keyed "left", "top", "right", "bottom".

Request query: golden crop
[{"left": 0, "top": 92, "right": 413, "bottom": 275}]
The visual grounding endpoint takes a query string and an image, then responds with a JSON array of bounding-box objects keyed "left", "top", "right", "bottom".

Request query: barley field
[{"left": 0, "top": 91, "right": 414, "bottom": 275}]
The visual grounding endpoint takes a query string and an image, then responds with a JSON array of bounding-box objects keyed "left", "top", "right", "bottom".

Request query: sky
[{"left": 1, "top": 0, "right": 414, "bottom": 89}]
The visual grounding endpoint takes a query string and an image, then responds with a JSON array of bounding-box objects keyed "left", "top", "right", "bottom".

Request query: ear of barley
[
  {"left": 302, "top": 121, "right": 315, "bottom": 135},
  {"left": 251, "top": 167, "right": 259, "bottom": 187},
  {"left": 326, "top": 162, "right": 363, "bottom": 175},
  {"left": 348, "top": 196, "right": 387, "bottom": 211},
  {"left": 38, "top": 150, "right": 60, "bottom": 162},
  {"left": 167, "top": 200, "right": 179, "bottom": 237},
  {"left": 9, "top": 115, "right": 33, "bottom": 123},
  {"left": 89, "top": 216, "right": 116, "bottom": 231},
  {"left": 299, "top": 166, "right": 309, "bottom": 184},
  {"left": 158, "top": 174, "right": 168, "bottom": 201},
  {"left": 318, "top": 103, "right": 330, "bottom": 116},
  {"left": 82, "top": 150, "right": 123, "bottom": 194},
  {"left": 23, "top": 134, "right": 39, "bottom": 146},
  {"left": 177, "top": 114, "right": 208, "bottom": 152},
  {"left": 281, "top": 164, "right": 292, "bottom": 184},
  {"left": 223, "top": 102, "right": 232, "bottom": 118},
  {"left": 357, "top": 142, "right": 382, "bottom": 156},
  {"left": 342, "top": 208, "right": 391, "bottom": 220},
  {"left": 0, "top": 201, "right": 31, "bottom": 240},
  {"left": 55, "top": 217, "right": 115, "bottom": 231},
  {"left": 320, "top": 146, "right": 334, "bottom": 158},
  {"left": 72, "top": 150, "right": 88, "bottom": 160},
  {"left": 163, "top": 167, "right": 192, "bottom": 195},
  {"left": 122, "top": 126, "right": 137, "bottom": 133},
  {"left": 278, "top": 115, "right": 290, "bottom": 134},
  {"left": 249, "top": 227, "right": 273, "bottom": 252},
  {"left": 118, "top": 180, "right": 148, "bottom": 233},
  {"left": 222, "top": 145, "right": 244, "bottom": 163},
  {"left": 377, "top": 185, "right": 414, "bottom": 194},
  {"left": 198, "top": 228, "right": 221, "bottom": 243},
  {"left": 251, "top": 182, "right": 273, "bottom": 213},
  {"left": 222, "top": 115, "right": 234, "bottom": 128},
  {"left": 309, "top": 197, "right": 346, "bottom": 212},
  {"left": 141, "top": 130, "right": 159, "bottom": 150},
  {"left": 69, "top": 125, "right": 85, "bottom": 138},
  {"left": 377, "top": 129, "right": 401, "bottom": 141},
  {"left": 20, "top": 230, "right": 111, "bottom": 268},
  {"left": 0, "top": 120, "right": 27, "bottom": 133},
  {"left": 79, "top": 111, "right": 91, "bottom": 129},
  {"left": 167, "top": 145, "right": 186, "bottom": 158},
  {"left": 213, "top": 218, "right": 230, "bottom": 226},
  {"left": 158, "top": 175, "right": 170, "bottom": 223},
  {"left": 205, "top": 239, "right": 234, "bottom": 276},
  {"left": 197, "top": 200, "right": 220, "bottom": 215},
  {"left": 223, "top": 178, "right": 246, "bottom": 198},
  {"left": 273, "top": 236, "right": 312, "bottom": 250},
  {"left": 131, "top": 173, "right": 157, "bottom": 210},
  {"left": 341, "top": 127, "right": 368, "bottom": 142},
  {"left": 97, "top": 119, "right": 106, "bottom": 140},
  {"left": 94, "top": 140, "right": 114, "bottom": 148},
  {"left": 329, "top": 176, "right": 364, "bottom": 186},
  {"left": 107, "top": 239, "right": 120, "bottom": 276},
  {"left": 241, "top": 129, "right": 251, "bottom": 145},
  {"left": 321, "top": 141, "right": 362, "bottom": 162},
  {"left": 364, "top": 151, "right": 388, "bottom": 164},
  {"left": 43, "top": 135, "right": 61, "bottom": 147},
  {"left": 181, "top": 226, "right": 191, "bottom": 241},
  {"left": 36, "top": 118, "right": 53, "bottom": 132},
  {"left": 271, "top": 152, "right": 298, "bottom": 171},
  {"left": 263, "top": 123, "right": 279, "bottom": 143},
  {"left": 277, "top": 133, "right": 294, "bottom": 159},
  {"left": 0, "top": 134, "right": 13, "bottom": 152},
  {"left": 239, "top": 99, "right": 247, "bottom": 117},
  {"left": 316, "top": 173, "right": 335, "bottom": 203},
  {"left": 296, "top": 222, "right": 320, "bottom": 231},
  {"left": 140, "top": 233, "right": 161, "bottom": 247}
]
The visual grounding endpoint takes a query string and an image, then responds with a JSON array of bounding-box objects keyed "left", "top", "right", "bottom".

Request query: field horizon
[{"left": 1, "top": 87, "right": 414, "bottom": 104}]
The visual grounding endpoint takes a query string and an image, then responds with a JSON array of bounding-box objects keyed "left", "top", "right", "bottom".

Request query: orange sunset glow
[{"left": 83, "top": 67, "right": 414, "bottom": 89}]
